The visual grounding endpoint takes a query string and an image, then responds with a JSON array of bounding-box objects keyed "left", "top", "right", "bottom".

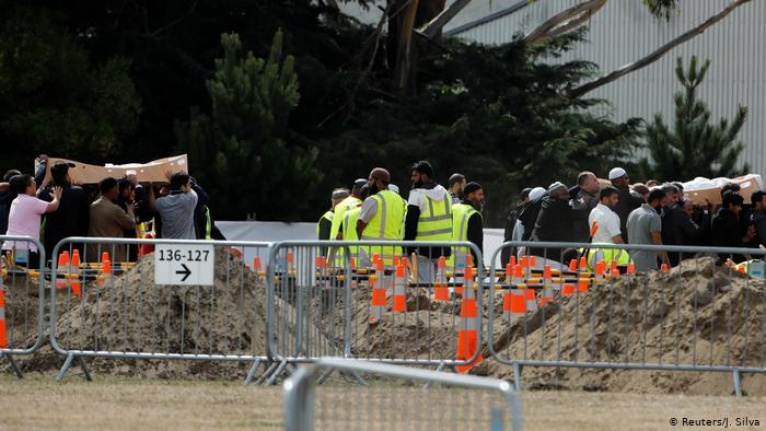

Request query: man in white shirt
[{"left": 588, "top": 186, "right": 623, "bottom": 244}]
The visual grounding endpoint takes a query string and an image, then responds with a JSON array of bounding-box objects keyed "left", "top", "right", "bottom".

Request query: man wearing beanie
[
  {"left": 331, "top": 178, "right": 367, "bottom": 241},
  {"left": 609, "top": 167, "right": 643, "bottom": 243},
  {"left": 450, "top": 182, "right": 484, "bottom": 269},
  {"left": 529, "top": 181, "right": 588, "bottom": 262}
]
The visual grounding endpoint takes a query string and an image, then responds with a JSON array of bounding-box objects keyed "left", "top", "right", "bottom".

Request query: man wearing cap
[
  {"left": 529, "top": 181, "right": 588, "bottom": 262},
  {"left": 38, "top": 161, "right": 90, "bottom": 260},
  {"left": 448, "top": 173, "right": 466, "bottom": 204},
  {"left": 356, "top": 168, "right": 406, "bottom": 266},
  {"left": 404, "top": 161, "right": 452, "bottom": 282},
  {"left": 450, "top": 182, "right": 484, "bottom": 269},
  {"left": 609, "top": 167, "right": 643, "bottom": 243}
]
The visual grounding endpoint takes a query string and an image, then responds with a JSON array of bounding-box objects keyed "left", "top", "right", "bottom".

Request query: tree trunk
[
  {"left": 569, "top": 0, "right": 752, "bottom": 99},
  {"left": 417, "top": 0, "right": 473, "bottom": 39}
]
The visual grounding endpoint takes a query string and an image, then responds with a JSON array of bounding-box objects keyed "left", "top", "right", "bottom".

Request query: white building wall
[{"left": 448, "top": 0, "right": 766, "bottom": 176}]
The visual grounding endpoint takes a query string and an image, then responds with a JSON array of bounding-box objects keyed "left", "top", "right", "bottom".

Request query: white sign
[{"left": 154, "top": 244, "right": 215, "bottom": 286}]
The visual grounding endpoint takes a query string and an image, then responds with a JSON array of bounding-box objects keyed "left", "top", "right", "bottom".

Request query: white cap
[
  {"left": 608, "top": 167, "right": 627, "bottom": 180},
  {"left": 388, "top": 184, "right": 400, "bottom": 195},
  {"left": 548, "top": 181, "right": 567, "bottom": 192},
  {"left": 126, "top": 170, "right": 137, "bottom": 176},
  {"left": 529, "top": 187, "right": 546, "bottom": 201}
]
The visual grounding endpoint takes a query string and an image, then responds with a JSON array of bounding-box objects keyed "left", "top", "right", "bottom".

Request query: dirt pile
[{"left": 485, "top": 257, "right": 766, "bottom": 395}]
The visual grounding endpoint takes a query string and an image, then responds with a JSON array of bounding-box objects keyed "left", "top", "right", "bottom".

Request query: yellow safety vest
[
  {"left": 585, "top": 244, "right": 631, "bottom": 271},
  {"left": 360, "top": 189, "right": 405, "bottom": 266},
  {"left": 330, "top": 196, "right": 361, "bottom": 240},
  {"left": 343, "top": 207, "right": 363, "bottom": 264},
  {"left": 316, "top": 209, "right": 334, "bottom": 238},
  {"left": 416, "top": 193, "right": 452, "bottom": 242},
  {"left": 449, "top": 203, "right": 479, "bottom": 268}
]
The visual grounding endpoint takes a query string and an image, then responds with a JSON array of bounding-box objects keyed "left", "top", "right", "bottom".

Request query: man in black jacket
[
  {"left": 530, "top": 182, "right": 588, "bottom": 262},
  {"left": 38, "top": 161, "right": 90, "bottom": 261},
  {"left": 711, "top": 191, "right": 754, "bottom": 264}
]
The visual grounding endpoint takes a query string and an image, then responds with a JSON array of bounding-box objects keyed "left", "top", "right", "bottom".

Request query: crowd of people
[
  {"left": 320, "top": 163, "right": 762, "bottom": 277},
  {"left": 0, "top": 155, "right": 224, "bottom": 267}
]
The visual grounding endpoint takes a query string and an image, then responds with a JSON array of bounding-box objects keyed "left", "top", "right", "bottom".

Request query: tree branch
[
  {"left": 569, "top": 0, "right": 752, "bottom": 99},
  {"left": 525, "top": 0, "right": 607, "bottom": 44},
  {"left": 416, "top": 0, "right": 473, "bottom": 39}
]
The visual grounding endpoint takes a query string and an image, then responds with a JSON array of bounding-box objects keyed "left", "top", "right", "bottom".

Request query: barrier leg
[
  {"left": 733, "top": 369, "right": 743, "bottom": 397},
  {"left": 266, "top": 360, "right": 290, "bottom": 386},
  {"left": 243, "top": 358, "right": 262, "bottom": 386},
  {"left": 56, "top": 352, "right": 76, "bottom": 382},
  {"left": 424, "top": 362, "right": 448, "bottom": 390},
  {"left": 0, "top": 352, "right": 23, "bottom": 379},
  {"left": 79, "top": 357, "right": 93, "bottom": 382},
  {"left": 512, "top": 362, "right": 523, "bottom": 391},
  {"left": 254, "top": 361, "right": 280, "bottom": 385}
]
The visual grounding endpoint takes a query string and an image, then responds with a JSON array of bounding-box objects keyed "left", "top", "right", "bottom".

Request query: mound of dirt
[{"left": 484, "top": 257, "right": 766, "bottom": 395}]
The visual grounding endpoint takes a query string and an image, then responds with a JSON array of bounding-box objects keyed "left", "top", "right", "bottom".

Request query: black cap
[
  {"left": 411, "top": 161, "right": 434, "bottom": 178},
  {"left": 519, "top": 187, "right": 533, "bottom": 199},
  {"left": 463, "top": 182, "right": 482, "bottom": 196},
  {"left": 351, "top": 178, "right": 367, "bottom": 194}
]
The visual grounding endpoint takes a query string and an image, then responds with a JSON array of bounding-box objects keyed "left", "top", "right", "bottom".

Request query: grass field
[{"left": 1, "top": 373, "right": 765, "bottom": 430}]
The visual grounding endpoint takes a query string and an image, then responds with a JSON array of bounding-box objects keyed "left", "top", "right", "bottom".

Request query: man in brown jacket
[{"left": 88, "top": 177, "right": 137, "bottom": 262}]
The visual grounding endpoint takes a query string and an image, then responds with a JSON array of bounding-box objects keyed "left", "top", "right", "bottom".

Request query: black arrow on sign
[{"left": 176, "top": 263, "right": 191, "bottom": 282}]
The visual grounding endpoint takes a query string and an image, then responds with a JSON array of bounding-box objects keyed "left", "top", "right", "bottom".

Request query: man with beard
[
  {"left": 448, "top": 173, "right": 466, "bottom": 204},
  {"left": 589, "top": 186, "right": 623, "bottom": 245},
  {"left": 660, "top": 183, "right": 686, "bottom": 266},
  {"left": 88, "top": 177, "right": 138, "bottom": 262},
  {"left": 356, "top": 168, "right": 406, "bottom": 266},
  {"left": 404, "top": 161, "right": 452, "bottom": 282},
  {"left": 627, "top": 188, "right": 671, "bottom": 272},
  {"left": 449, "top": 182, "right": 484, "bottom": 269},
  {"left": 609, "top": 167, "right": 643, "bottom": 243}
]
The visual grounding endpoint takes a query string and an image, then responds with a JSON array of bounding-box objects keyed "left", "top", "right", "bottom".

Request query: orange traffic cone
[
  {"left": 98, "top": 253, "right": 112, "bottom": 287},
  {"left": 660, "top": 263, "right": 669, "bottom": 273},
  {"left": 56, "top": 251, "right": 70, "bottom": 289},
  {"left": 0, "top": 289, "right": 6, "bottom": 348},
  {"left": 392, "top": 265, "right": 407, "bottom": 313},
  {"left": 369, "top": 260, "right": 387, "bottom": 323},
  {"left": 456, "top": 267, "right": 483, "bottom": 373},
  {"left": 70, "top": 250, "right": 82, "bottom": 297},
  {"left": 433, "top": 256, "right": 449, "bottom": 302},
  {"left": 627, "top": 262, "right": 636, "bottom": 274}
]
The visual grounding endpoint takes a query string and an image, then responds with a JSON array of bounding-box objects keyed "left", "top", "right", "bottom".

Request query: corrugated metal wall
[{"left": 449, "top": 0, "right": 766, "bottom": 177}]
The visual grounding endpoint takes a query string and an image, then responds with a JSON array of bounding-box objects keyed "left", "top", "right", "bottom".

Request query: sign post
[{"left": 154, "top": 243, "right": 215, "bottom": 286}]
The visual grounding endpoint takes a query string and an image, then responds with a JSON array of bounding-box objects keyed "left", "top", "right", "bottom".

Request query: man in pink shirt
[{"left": 3, "top": 175, "right": 61, "bottom": 267}]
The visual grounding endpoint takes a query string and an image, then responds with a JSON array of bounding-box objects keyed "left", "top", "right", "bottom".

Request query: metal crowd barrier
[
  {"left": 261, "top": 240, "right": 485, "bottom": 384},
  {"left": 487, "top": 240, "right": 766, "bottom": 396},
  {"left": 0, "top": 235, "right": 47, "bottom": 378},
  {"left": 48, "top": 237, "right": 272, "bottom": 382},
  {"left": 284, "top": 358, "right": 522, "bottom": 431}
]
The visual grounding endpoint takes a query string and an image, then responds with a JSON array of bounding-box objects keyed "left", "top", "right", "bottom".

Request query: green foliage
[
  {"left": 643, "top": 0, "right": 680, "bottom": 20},
  {"left": 640, "top": 56, "right": 748, "bottom": 181},
  {"left": 176, "top": 30, "right": 321, "bottom": 221},
  {"left": 0, "top": 6, "right": 141, "bottom": 164},
  {"left": 317, "top": 31, "right": 642, "bottom": 226}
]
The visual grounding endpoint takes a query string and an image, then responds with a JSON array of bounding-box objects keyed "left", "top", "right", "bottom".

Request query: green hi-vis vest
[
  {"left": 416, "top": 192, "right": 452, "bottom": 242},
  {"left": 360, "top": 189, "right": 405, "bottom": 266},
  {"left": 330, "top": 196, "right": 361, "bottom": 240},
  {"left": 343, "top": 207, "right": 363, "bottom": 264},
  {"left": 316, "top": 209, "right": 334, "bottom": 237},
  {"left": 205, "top": 207, "right": 212, "bottom": 240},
  {"left": 584, "top": 244, "right": 631, "bottom": 271},
  {"left": 449, "top": 203, "right": 480, "bottom": 268}
]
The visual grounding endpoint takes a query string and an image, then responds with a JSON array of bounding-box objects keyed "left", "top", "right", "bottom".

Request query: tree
[
  {"left": 0, "top": 6, "right": 141, "bottom": 167},
  {"left": 175, "top": 30, "right": 322, "bottom": 221},
  {"left": 640, "top": 56, "right": 748, "bottom": 181}
]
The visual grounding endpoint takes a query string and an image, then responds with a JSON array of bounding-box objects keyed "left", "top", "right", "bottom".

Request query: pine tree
[
  {"left": 641, "top": 56, "right": 748, "bottom": 181},
  {"left": 176, "top": 30, "right": 321, "bottom": 221}
]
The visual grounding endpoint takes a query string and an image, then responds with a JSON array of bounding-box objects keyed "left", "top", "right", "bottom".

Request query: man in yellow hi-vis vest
[
  {"left": 317, "top": 188, "right": 349, "bottom": 240},
  {"left": 450, "top": 182, "right": 484, "bottom": 269},
  {"left": 357, "top": 168, "right": 406, "bottom": 267},
  {"left": 404, "top": 161, "right": 452, "bottom": 283}
]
